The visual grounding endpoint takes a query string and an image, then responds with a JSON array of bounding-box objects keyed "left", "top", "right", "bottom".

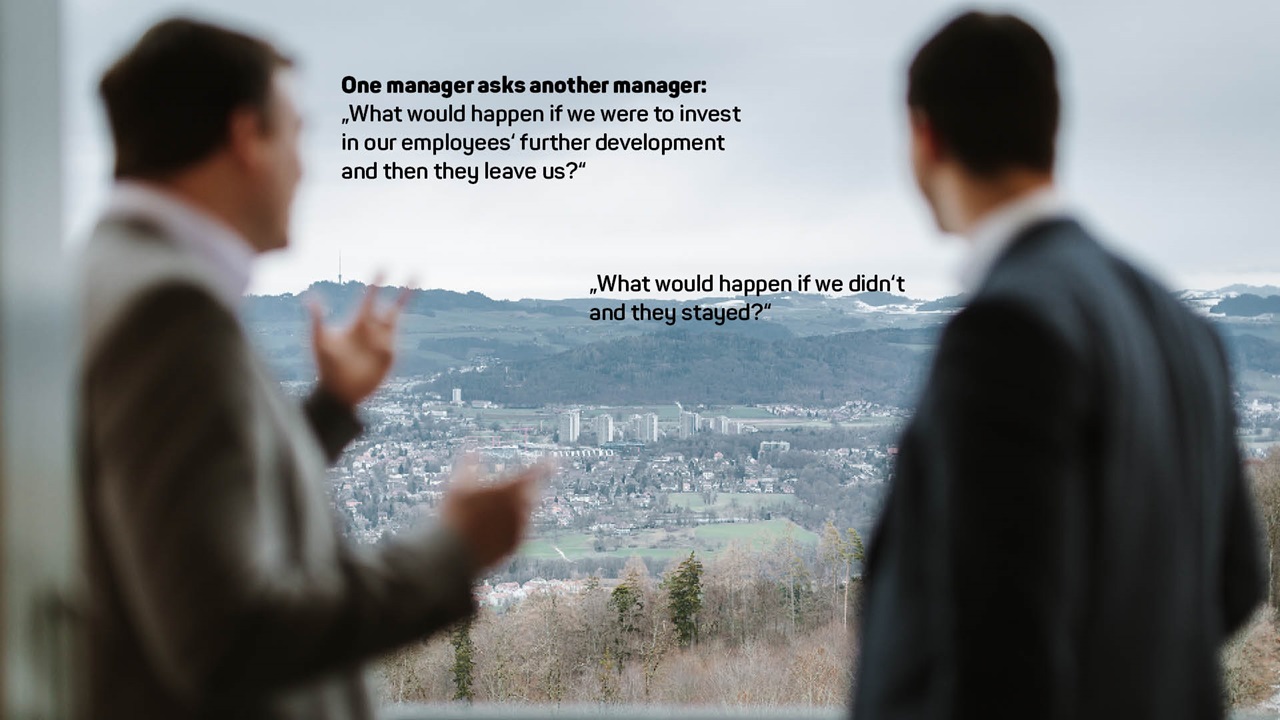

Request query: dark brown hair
[
  {"left": 907, "top": 11, "right": 1059, "bottom": 176},
  {"left": 99, "top": 17, "right": 293, "bottom": 180}
]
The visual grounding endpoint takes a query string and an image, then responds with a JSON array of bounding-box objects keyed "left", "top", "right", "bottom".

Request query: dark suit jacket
[
  {"left": 76, "top": 215, "right": 478, "bottom": 719},
  {"left": 852, "top": 218, "right": 1265, "bottom": 719}
]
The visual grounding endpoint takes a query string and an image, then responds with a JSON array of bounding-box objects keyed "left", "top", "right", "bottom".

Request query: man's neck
[
  {"left": 953, "top": 178, "right": 1069, "bottom": 294},
  {"left": 134, "top": 169, "right": 261, "bottom": 255},
  {"left": 951, "top": 171, "right": 1054, "bottom": 238}
]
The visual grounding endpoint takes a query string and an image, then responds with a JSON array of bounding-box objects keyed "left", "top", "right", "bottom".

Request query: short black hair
[
  {"left": 907, "top": 11, "right": 1059, "bottom": 176},
  {"left": 99, "top": 17, "right": 293, "bottom": 180}
]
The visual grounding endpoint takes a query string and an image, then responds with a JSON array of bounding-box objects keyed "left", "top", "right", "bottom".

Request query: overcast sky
[{"left": 62, "top": 0, "right": 1280, "bottom": 300}]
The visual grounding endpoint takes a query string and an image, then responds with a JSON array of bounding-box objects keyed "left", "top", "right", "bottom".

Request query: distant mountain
[
  {"left": 1211, "top": 294, "right": 1280, "bottom": 317},
  {"left": 241, "top": 283, "right": 1280, "bottom": 404},
  {"left": 425, "top": 321, "right": 1280, "bottom": 408},
  {"left": 431, "top": 327, "right": 930, "bottom": 407},
  {"left": 241, "top": 282, "right": 801, "bottom": 381},
  {"left": 849, "top": 291, "right": 914, "bottom": 307},
  {"left": 1217, "top": 284, "right": 1280, "bottom": 298},
  {"left": 242, "top": 284, "right": 977, "bottom": 345},
  {"left": 917, "top": 295, "right": 964, "bottom": 312},
  {"left": 247, "top": 282, "right": 1280, "bottom": 327},
  {"left": 242, "top": 281, "right": 580, "bottom": 324}
]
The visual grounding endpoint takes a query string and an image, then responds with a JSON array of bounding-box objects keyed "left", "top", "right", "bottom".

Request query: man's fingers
[
  {"left": 447, "top": 456, "right": 550, "bottom": 524},
  {"left": 305, "top": 296, "right": 327, "bottom": 347},
  {"left": 520, "top": 459, "right": 556, "bottom": 489},
  {"left": 503, "top": 460, "right": 555, "bottom": 507},
  {"left": 357, "top": 272, "right": 387, "bottom": 319},
  {"left": 380, "top": 285, "right": 415, "bottom": 326},
  {"left": 395, "top": 281, "right": 416, "bottom": 310},
  {"left": 450, "top": 452, "right": 483, "bottom": 488}
]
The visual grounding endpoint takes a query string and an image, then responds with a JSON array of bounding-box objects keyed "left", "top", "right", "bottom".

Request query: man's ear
[
  {"left": 909, "top": 108, "right": 944, "bottom": 163},
  {"left": 225, "top": 106, "right": 266, "bottom": 172}
]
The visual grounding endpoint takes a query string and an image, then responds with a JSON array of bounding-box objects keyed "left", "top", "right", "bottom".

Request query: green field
[
  {"left": 577, "top": 405, "right": 776, "bottom": 421},
  {"left": 520, "top": 533, "right": 596, "bottom": 559},
  {"left": 599, "top": 547, "right": 693, "bottom": 560},
  {"left": 666, "top": 492, "right": 797, "bottom": 512},
  {"left": 693, "top": 518, "right": 819, "bottom": 547},
  {"left": 519, "top": 518, "right": 816, "bottom": 562},
  {"left": 458, "top": 407, "right": 548, "bottom": 424},
  {"left": 457, "top": 404, "right": 783, "bottom": 428}
]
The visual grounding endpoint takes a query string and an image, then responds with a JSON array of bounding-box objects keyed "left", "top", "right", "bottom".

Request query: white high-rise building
[
  {"left": 630, "top": 413, "right": 659, "bottom": 443},
  {"left": 679, "top": 411, "right": 700, "bottom": 439},
  {"left": 593, "top": 414, "right": 614, "bottom": 444},
  {"left": 558, "top": 409, "right": 581, "bottom": 444},
  {"left": 451, "top": 388, "right": 462, "bottom": 404},
  {"left": 713, "top": 416, "right": 731, "bottom": 433}
]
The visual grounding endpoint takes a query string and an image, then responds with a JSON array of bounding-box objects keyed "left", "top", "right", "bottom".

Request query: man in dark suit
[
  {"left": 76, "top": 18, "right": 548, "bottom": 719},
  {"left": 852, "top": 12, "right": 1265, "bottom": 719}
]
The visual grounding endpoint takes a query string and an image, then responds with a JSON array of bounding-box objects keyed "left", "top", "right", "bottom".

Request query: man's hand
[
  {"left": 440, "top": 457, "right": 554, "bottom": 571},
  {"left": 309, "top": 277, "right": 411, "bottom": 408}
]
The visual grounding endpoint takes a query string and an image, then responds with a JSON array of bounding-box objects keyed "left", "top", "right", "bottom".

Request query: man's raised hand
[
  {"left": 308, "top": 275, "right": 413, "bottom": 408},
  {"left": 440, "top": 456, "right": 555, "bottom": 571}
]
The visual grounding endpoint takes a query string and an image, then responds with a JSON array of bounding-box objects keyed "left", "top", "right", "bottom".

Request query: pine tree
[
  {"left": 609, "top": 559, "right": 648, "bottom": 670},
  {"left": 450, "top": 620, "right": 476, "bottom": 702},
  {"left": 609, "top": 578, "right": 643, "bottom": 633},
  {"left": 663, "top": 551, "right": 704, "bottom": 646}
]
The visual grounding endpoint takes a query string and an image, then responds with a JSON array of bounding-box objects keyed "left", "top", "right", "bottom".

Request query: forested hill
[
  {"left": 430, "top": 327, "right": 933, "bottom": 407},
  {"left": 1213, "top": 294, "right": 1280, "bottom": 317},
  {"left": 241, "top": 282, "right": 1280, "bottom": 408}
]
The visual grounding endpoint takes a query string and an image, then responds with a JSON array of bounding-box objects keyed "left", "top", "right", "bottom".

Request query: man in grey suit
[
  {"left": 76, "top": 18, "right": 548, "bottom": 719},
  {"left": 852, "top": 12, "right": 1264, "bottom": 720}
]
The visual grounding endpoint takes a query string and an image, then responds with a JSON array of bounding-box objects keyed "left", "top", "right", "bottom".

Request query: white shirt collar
[
  {"left": 101, "top": 180, "right": 256, "bottom": 305},
  {"left": 959, "top": 185, "right": 1069, "bottom": 293}
]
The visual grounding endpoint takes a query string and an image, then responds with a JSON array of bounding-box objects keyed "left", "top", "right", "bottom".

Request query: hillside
[
  {"left": 429, "top": 327, "right": 929, "bottom": 407},
  {"left": 1214, "top": 294, "right": 1280, "bottom": 318},
  {"left": 242, "top": 282, "right": 1280, "bottom": 407}
]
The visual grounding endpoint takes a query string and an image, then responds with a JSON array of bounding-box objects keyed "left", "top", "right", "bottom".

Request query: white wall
[{"left": 0, "top": 1, "right": 79, "bottom": 717}]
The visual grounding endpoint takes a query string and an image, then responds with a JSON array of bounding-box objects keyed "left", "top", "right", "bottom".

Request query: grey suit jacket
[{"left": 76, "top": 215, "right": 478, "bottom": 719}]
